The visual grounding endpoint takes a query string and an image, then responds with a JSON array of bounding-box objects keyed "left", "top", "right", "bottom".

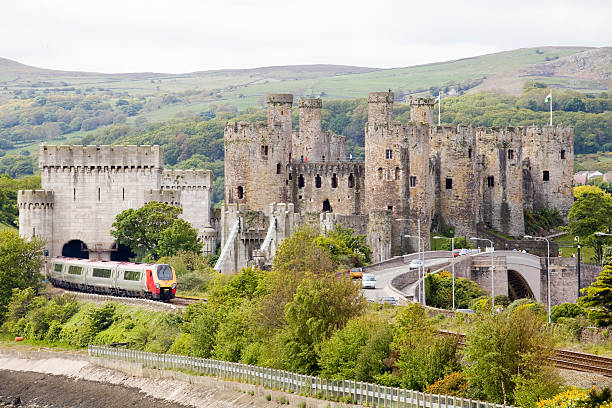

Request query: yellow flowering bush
[{"left": 537, "top": 388, "right": 588, "bottom": 408}]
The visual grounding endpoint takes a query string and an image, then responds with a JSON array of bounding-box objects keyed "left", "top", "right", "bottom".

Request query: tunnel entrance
[
  {"left": 111, "top": 243, "right": 136, "bottom": 262},
  {"left": 507, "top": 269, "right": 534, "bottom": 301},
  {"left": 61, "top": 240, "right": 89, "bottom": 259}
]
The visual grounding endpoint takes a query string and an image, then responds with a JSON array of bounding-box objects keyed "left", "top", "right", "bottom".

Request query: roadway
[{"left": 361, "top": 257, "right": 452, "bottom": 302}]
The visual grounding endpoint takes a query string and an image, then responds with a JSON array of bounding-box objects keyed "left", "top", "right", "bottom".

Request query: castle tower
[
  {"left": 367, "top": 92, "right": 394, "bottom": 125},
  {"left": 410, "top": 96, "right": 435, "bottom": 125},
  {"left": 297, "top": 98, "right": 323, "bottom": 162},
  {"left": 18, "top": 190, "right": 54, "bottom": 256},
  {"left": 267, "top": 94, "right": 293, "bottom": 132}
]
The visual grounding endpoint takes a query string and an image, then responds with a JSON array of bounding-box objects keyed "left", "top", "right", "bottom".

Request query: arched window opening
[
  {"left": 378, "top": 167, "right": 383, "bottom": 180},
  {"left": 315, "top": 174, "right": 322, "bottom": 188},
  {"left": 331, "top": 173, "right": 338, "bottom": 188},
  {"left": 276, "top": 163, "right": 282, "bottom": 174},
  {"left": 395, "top": 167, "right": 400, "bottom": 180},
  {"left": 237, "top": 186, "right": 244, "bottom": 199},
  {"left": 298, "top": 174, "right": 305, "bottom": 188},
  {"left": 322, "top": 199, "right": 332, "bottom": 212},
  {"left": 348, "top": 173, "right": 355, "bottom": 188}
]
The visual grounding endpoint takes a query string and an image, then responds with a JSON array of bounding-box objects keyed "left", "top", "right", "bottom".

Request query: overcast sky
[{"left": 1, "top": 0, "right": 610, "bottom": 74}]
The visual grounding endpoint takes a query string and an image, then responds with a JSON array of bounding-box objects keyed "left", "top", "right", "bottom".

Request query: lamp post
[
  {"left": 524, "top": 235, "right": 551, "bottom": 323},
  {"left": 575, "top": 236, "right": 581, "bottom": 298},
  {"left": 433, "top": 235, "right": 455, "bottom": 309},
  {"left": 405, "top": 229, "right": 424, "bottom": 305},
  {"left": 595, "top": 232, "right": 612, "bottom": 266},
  {"left": 470, "top": 237, "right": 495, "bottom": 314}
]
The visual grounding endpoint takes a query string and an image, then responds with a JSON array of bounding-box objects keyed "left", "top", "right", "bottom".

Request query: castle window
[
  {"left": 446, "top": 178, "right": 453, "bottom": 189},
  {"left": 289, "top": 173, "right": 292, "bottom": 180},
  {"left": 73, "top": 188, "right": 76, "bottom": 201},
  {"left": 385, "top": 149, "right": 393, "bottom": 159},
  {"left": 298, "top": 174, "right": 304, "bottom": 188},
  {"left": 348, "top": 173, "right": 355, "bottom": 188},
  {"left": 468, "top": 148, "right": 472, "bottom": 159},
  {"left": 395, "top": 167, "right": 400, "bottom": 180},
  {"left": 378, "top": 167, "right": 383, "bottom": 180},
  {"left": 387, "top": 169, "right": 391, "bottom": 180},
  {"left": 32, "top": 227, "right": 36, "bottom": 237},
  {"left": 237, "top": 186, "right": 244, "bottom": 199},
  {"left": 315, "top": 174, "right": 322, "bottom": 188},
  {"left": 387, "top": 205, "right": 393, "bottom": 211},
  {"left": 122, "top": 188, "right": 125, "bottom": 201},
  {"left": 322, "top": 199, "right": 332, "bottom": 212},
  {"left": 508, "top": 149, "right": 514, "bottom": 160},
  {"left": 261, "top": 145, "right": 269, "bottom": 157},
  {"left": 98, "top": 187, "right": 101, "bottom": 201},
  {"left": 543, "top": 171, "right": 550, "bottom": 181},
  {"left": 487, "top": 176, "right": 495, "bottom": 187},
  {"left": 561, "top": 150, "right": 566, "bottom": 159},
  {"left": 322, "top": 155, "right": 326, "bottom": 161},
  {"left": 331, "top": 173, "right": 338, "bottom": 188},
  {"left": 410, "top": 176, "right": 417, "bottom": 187},
  {"left": 276, "top": 163, "right": 282, "bottom": 174}
]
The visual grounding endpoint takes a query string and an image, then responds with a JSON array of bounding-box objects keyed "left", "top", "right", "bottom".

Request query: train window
[
  {"left": 124, "top": 270, "right": 141, "bottom": 281},
  {"left": 92, "top": 268, "right": 112, "bottom": 279},
  {"left": 68, "top": 265, "right": 83, "bottom": 275},
  {"left": 157, "top": 265, "right": 173, "bottom": 280},
  {"left": 53, "top": 263, "right": 63, "bottom": 273}
]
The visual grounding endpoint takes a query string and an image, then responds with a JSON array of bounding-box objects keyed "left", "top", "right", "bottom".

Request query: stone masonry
[
  {"left": 218, "top": 92, "right": 574, "bottom": 273},
  {"left": 18, "top": 145, "right": 216, "bottom": 260}
]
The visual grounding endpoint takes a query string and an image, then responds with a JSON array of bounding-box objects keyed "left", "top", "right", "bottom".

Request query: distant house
[{"left": 573, "top": 170, "right": 603, "bottom": 185}]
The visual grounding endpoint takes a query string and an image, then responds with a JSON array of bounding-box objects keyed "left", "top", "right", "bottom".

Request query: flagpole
[
  {"left": 438, "top": 92, "right": 441, "bottom": 126},
  {"left": 550, "top": 91, "right": 553, "bottom": 126}
]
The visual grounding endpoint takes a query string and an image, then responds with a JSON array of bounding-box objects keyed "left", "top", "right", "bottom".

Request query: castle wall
[
  {"left": 18, "top": 190, "right": 54, "bottom": 255},
  {"left": 521, "top": 126, "right": 574, "bottom": 217},
  {"left": 290, "top": 162, "right": 364, "bottom": 215},
  {"left": 431, "top": 125, "right": 478, "bottom": 237},
  {"left": 38, "top": 145, "right": 163, "bottom": 259},
  {"left": 476, "top": 128, "right": 525, "bottom": 237}
]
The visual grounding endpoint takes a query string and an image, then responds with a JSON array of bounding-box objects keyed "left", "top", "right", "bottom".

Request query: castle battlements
[
  {"left": 39, "top": 145, "right": 163, "bottom": 170},
  {"left": 18, "top": 190, "right": 54, "bottom": 209},
  {"left": 145, "top": 189, "right": 181, "bottom": 206},
  {"left": 291, "top": 161, "right": 364, "bottom": 176},
  {"left": 162, "top": 169, "right": 213, "bottom": 189}
]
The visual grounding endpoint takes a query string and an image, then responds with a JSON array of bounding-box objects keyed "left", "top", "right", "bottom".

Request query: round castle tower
[
  {"left": 18, "top": 190, "right": 54, "bottom": 255},
  {"left": 410, "top": 96, "right": 435, "bottom": 124},
  {"left": 367, "top": 92, "right": 394, "bottom": 124}
]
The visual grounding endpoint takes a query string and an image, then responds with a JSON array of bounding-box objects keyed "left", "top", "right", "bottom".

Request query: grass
[
  {"left": 575, "top": 152, "right": 612, "bottom": 173},
  {"left": 555, "top": 234, "right": 597, "bottom": 264}
]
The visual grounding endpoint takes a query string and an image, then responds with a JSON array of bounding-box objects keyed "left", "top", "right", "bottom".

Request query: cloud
[{"left": 1, "top": 0, "right": 610, "bottom": 73}]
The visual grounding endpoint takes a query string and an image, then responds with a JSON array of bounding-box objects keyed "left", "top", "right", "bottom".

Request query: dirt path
[{"left": 0, "top": 370, "right": 191, "bottom": 408}]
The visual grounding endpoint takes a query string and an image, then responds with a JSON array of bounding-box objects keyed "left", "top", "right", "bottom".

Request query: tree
[
  {"left": 425, "top": 271, "right": 486, "bottom": 309},
  {"left": 566, "top": 186, "right": 612, "bottom": 264},
  {"left": 578, "top": 265, "right": 612, "bottom": 326},
  {"left": 463, "top": 307, "right": 560, "bottom": 405},
  {"left": 0, "top": 229, "right": 45, "bottom": 322},
  {"left": 111, "top": 201, "right": 202, "bottom": 261}
]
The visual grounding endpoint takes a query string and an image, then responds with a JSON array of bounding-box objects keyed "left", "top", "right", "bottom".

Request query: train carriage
[{"left": 49, "top": 257, "right": 177, "bottom": 301}]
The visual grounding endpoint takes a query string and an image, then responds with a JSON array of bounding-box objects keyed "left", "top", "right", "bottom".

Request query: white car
[
  {"left": 362, "top": 273, "right": 376, "bottom": 289},
  {"left": 408, "top": 259, "right": 424, "bottom": 270}
]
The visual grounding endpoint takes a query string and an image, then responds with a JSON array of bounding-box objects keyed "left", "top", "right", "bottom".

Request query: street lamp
[
  {"left": 575, "top": 236, "right": 581, "bottom": 299},
  {"left": 595, "top": 232, "right": 612, "bottom": 266},
  {"left": 524, "top": 235, "right": 551, "bottom": 324},
  {"left": 404, "top": 232, "right": 425, "bottom": 305},
  {"left": 433, "top": 235, "right": 455, "bottom": 310},
  {"left": 470, "top": 237, "right": 495, "bottom": 314}
]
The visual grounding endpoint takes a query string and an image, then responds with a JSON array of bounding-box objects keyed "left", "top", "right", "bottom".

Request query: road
[{"left": 360, "top": 257, "right": 451, "bottom": 302}]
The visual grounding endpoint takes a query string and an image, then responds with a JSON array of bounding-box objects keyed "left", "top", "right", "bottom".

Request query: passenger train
[{"left": 48, "top": 257, "right": 177, "bottom": 301}]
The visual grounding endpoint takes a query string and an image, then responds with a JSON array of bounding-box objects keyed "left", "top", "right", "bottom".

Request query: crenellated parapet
[
  {"left": 145, "top": 189, "right": 181, "bottom": 207},
  {"left": 162, "top": 169, "right": 213, "bottom": 190},
  {"left": 38, "top": 145, "right": 163, "bottom": 170},
  {"left": 291, "top": 161, "right": 364, "bottom": 177},
  {"left": 18, "top": 190, "right": 54, "bottom": 209}
]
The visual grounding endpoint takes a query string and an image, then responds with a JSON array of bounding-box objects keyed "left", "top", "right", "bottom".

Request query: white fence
[{"left": 88, "top": 345, "right": 512, "bottom": 408}]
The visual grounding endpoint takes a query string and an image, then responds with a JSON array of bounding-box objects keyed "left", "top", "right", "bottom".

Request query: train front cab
[{"left": 145, "top": 264, "right": 177, "bottom": 301}]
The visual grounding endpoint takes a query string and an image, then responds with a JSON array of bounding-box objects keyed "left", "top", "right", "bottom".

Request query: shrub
[
  {"left": 266, "top": 394, "right": 271, "bottom": 401},
  {"left": 551, "top": 303, "right": 585, "bottom": 323},
  {"left": 424, "top": 372, "right": 468, "bottom": 397},
  {"left": 425, "top": 271, "right": 485, "bottom": 309},
  {"left": 536, "top": 388, "right": 589, "bottom": 408}
]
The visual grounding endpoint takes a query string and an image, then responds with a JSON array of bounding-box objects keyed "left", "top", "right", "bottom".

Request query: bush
[
  {"left": 424, "top": 372, "right": 468, "bottom": 397},
  {"left": 425, "top": 271, "right": 485, "bottom": 309},
  {"left": 551, "top": 303, "right": 585, "bottom": 323}
]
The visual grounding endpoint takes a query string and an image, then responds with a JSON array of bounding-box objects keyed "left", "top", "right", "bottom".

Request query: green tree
[
  {"left": 0, "top": 229, "right": 45, "bottom": 322},
  {"left": 425, "top": 271, "right": 486, "bottom": 309},
  {"left": 392, "top": 303, "right": 460, "bottom": 391},
  {"left": 463, "top": 307, "right": 560, "bottom": 405},
  {"left": 578, "top": 265, "right": 612, "bottom": 326},
  {"left": 111, "top": 201, "right": 202, "bottom": 261},
  {"left": 566, "top": 186, "right": 612, "bottom": 264}
]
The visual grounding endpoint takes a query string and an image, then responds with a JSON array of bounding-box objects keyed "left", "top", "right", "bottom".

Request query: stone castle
[
  {"left": 216, "top": 92, "right": 573, "bottom": 273},
  {"left": 17, "top": 92, "right": 573, "bottom": 272},
  {"left": 18, "top": 145, "right": 217, "bottom": 260}
]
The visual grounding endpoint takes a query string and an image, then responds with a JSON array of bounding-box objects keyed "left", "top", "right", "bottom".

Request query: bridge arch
[{"left": 507, "top": 269, "right": 535, "bottom": 301}]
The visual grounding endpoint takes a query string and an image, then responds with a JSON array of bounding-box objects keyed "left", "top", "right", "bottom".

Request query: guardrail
[{"left": 88, "top": 345, "right": 513, "bottom": 408}]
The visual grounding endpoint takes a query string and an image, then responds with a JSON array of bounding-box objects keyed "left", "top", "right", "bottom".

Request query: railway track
[
  {"left": 171, "top": 296, "right": 204, "bottom": 307},
  {"left": 440, "top": 330, "right": 612, "bottom": 377}
]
